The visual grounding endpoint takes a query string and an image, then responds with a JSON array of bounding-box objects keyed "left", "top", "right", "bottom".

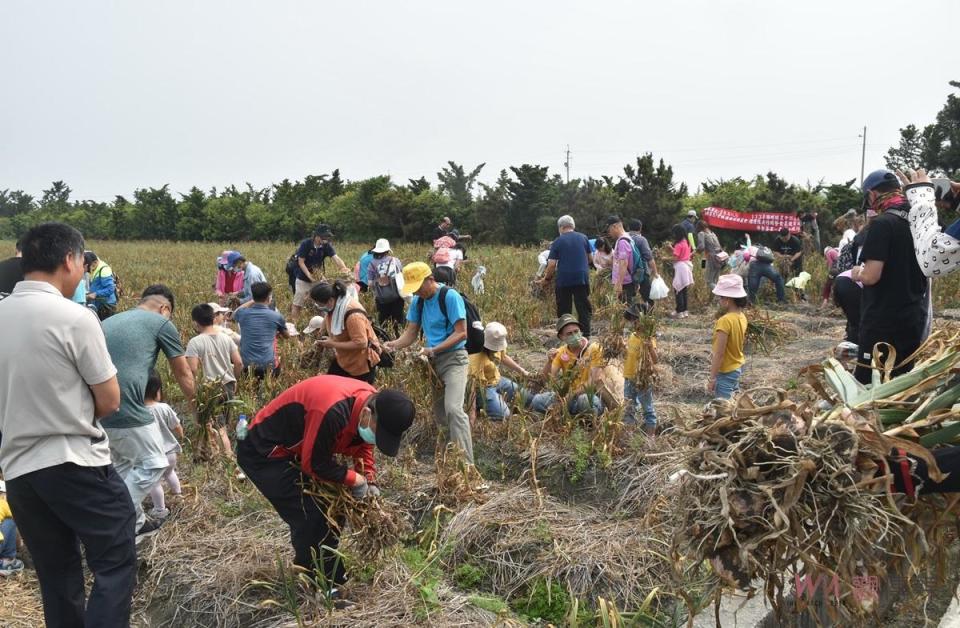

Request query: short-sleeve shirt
[
  {"left": 357, "top": 252, "right": 374, "bottom": 284},
  {"left": 0, "top": 281, "right": 118, "bottom": 479},
  {"left": 548, "top": 231, "right": 591, "bottom": 288},
  {"left": 148, "top": 402, "right": 182, "bottom": 454},
  {"left": 186, "top": 332, "right": 238, "bottom": 384},
  {"left": 673, "top": 239, "right": 692, "bottom": 262},
  {"left": 103, "top": 308, "right": 186, "bottom": 429},
  {"left": 612, "top": 237, "right": 635, "bottom": 285},
  {"left": 629, "top": 232, "right": 654, "bottom": 262},
  {"left": 859, "top": 212, "right": 927, "bottom": 331},
  {"left": 774, "top": 235, "right": 804, "bottom": 272},
  {"left": 234, "top": 304, "right": 287, "bottom": 367},
  {"left": 407, "top": 287, "right": 467, "bottom": 351},
  {"left": 295, "top": 238, "right": 336, "bottom": 281},
  {"left": 552, "top": 342, "right": 603, "bottom": 392},
  {"left": 714, "top": 311, "right": 747, "bottom": 373},
  {"left": 624, "top": 333, "right": 656, "bottom": 380},
  {"left": 469, "top": 351, "right": 502, "bottom": 388}
]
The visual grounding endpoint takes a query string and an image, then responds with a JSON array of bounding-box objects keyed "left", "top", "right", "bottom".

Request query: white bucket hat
[
  {"left": 712, "top": 274, "right": 747, "bottom": 299},
  {"left": 483, "top": 322, "right": 508, "bottom": 352},
  {"left": 303, "top": 316, "right": 325, "bottom": 334},
  {"left": 372, "top": 238, "right": 391, "bottom": 254}
]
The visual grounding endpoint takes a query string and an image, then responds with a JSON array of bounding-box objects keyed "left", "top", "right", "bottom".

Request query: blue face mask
[{"left": 358, "top": 424, "right": 376, "bottom": 445}]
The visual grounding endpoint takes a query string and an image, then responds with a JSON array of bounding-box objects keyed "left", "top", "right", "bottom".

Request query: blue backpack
[{"left": 618, "top": 236, "right": 649, "bottom": 284}]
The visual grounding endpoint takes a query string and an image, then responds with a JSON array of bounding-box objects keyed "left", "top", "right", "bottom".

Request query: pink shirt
[
  {"left": 673, "top": 240, "right": 692, "bottom": 262},
  {"left": 612, "top": 237, "right": 634, "bottom": 285}
]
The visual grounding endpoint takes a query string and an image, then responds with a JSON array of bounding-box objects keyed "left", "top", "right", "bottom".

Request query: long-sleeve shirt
[
  {"left": 238, "top": 262, "right": 266, "bottom": 303},
  {"left": 906, "top": 182, "right": 960, "bottom": 278},
  {"left": 88, "top": 263, "right": 117, "bottom": 305}
]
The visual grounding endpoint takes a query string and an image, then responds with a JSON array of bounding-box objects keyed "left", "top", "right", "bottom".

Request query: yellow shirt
[
  {"left": 552, "top": 342, "right": 603, "bottom": 392},
  {"left": 714, "top": 311, "right": 747, "bottom": 373},
  {"left": 469, "top": 351, "right": 503, "bottom": 388},
  {"left": 0, "top": 496, "right": 11, "bottom": 543},
  {"left": 623, "top": 333, "right": 657, "bottom": 380}
]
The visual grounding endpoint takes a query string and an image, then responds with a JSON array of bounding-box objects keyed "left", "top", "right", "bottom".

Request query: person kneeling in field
[
  {"left": 470, "top": 322, "right": 532, "bottom": 420},
  {"left": 236, "top": 376, "right": 414, "bottom": 599},
  {"left": 529, "top": 314, "right": 604, "bottom": 416}
]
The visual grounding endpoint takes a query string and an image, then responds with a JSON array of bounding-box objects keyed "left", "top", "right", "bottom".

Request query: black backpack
[
  {"left": 284, "top": 252, "right": 298, "bottom": 293},
  {"left": 344, "top": 308, "right": 394, "bottom": 369},
  {"left": 417, "top": 285, "right": 484, "bottom": 354}
]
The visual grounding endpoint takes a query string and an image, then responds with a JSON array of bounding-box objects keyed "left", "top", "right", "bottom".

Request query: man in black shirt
[
  {"left": 0, "top": 239, "right": 24, "bottom": 295},
  {"left": 851, "top": 170, "right": 928, "bottom": 385},
  {"left": 773, "top": 228, "right": 803, "bottom": 276}
]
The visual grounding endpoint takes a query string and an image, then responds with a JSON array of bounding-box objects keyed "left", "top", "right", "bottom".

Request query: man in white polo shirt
[{"left": 0, "top": 222, "right": 135, "bottom": 627}]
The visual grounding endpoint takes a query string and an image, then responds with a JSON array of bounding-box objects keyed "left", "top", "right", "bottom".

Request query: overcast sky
[{"left": 2, "top": 0, "right": 957, "bottom": 202}]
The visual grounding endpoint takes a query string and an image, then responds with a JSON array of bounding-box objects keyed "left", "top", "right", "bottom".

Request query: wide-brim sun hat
[
  {"left": 555, "top": 313, "right": 581, "bottom": 336},
  {"left": 483, "top": 322, "right": 508, "bottom": 352},
  {"left": 712, "top": 273, "right": 747, "bottom": 299},
  {"left": 372, "top": 238, "right": 391, "bottom": 254}
]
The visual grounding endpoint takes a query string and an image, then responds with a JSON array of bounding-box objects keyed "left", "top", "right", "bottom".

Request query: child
[
  {"left": 667, "top": 224, "right": 694, "bottom": 318},
  {"left": 185, "top": 303, "right": 244, "bottom": 462},
  {"left": 708, "top": 274, "right": 748, "bottom": 399},
  {"left": 469, "top": 322, "right": 531, "bottom": 420},
  {"left": 0, "top": 481, "right": 24, "bottom": 576},
  {"left": 622, "top": 308, "right": 658, "bottom": 436},
  {"left": 144, "top": 371, "right": 184, "bottom": 519}
]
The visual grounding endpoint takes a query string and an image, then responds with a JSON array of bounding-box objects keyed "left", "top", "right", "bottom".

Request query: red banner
[{"left": 702, "top": 207, "right": 801, "bottom": 233}]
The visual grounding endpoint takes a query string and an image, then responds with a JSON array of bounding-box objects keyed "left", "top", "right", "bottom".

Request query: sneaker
[
  {"left": 148, "top": 507, "right": 170, "bottom": 520},
  {"left": 136, "top": 518, "right": 163, "bottom": 544},
  {"left": 0, "top": 558, "right": 24, "bottom": 576},
  {"left": 235, "top": 470, "right": 247, "bottom": 481}
]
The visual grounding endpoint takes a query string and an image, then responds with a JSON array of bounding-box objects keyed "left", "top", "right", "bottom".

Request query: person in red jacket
[{"left": 236, "top": 375, "right": 415, "bottom": 593}]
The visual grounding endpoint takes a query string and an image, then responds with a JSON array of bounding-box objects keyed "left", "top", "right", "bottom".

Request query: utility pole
[
  {"left": 859, "top": 126, "right": 867, "bottom": 187},
  {"left": 564, "top": 145, "right": 571, "bottom": 183}
]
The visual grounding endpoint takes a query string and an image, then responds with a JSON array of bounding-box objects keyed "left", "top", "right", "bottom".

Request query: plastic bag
[{"left": 649, "top": 276, "right": 670, "bottom": 300}]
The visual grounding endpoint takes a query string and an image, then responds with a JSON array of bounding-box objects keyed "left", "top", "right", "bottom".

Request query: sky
[{"left": 2, "top": 0, "right": 958, "bottom": 202}]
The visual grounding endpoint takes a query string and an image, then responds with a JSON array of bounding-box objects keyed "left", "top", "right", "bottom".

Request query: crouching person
[
  {"left": 470, "top": 322, "right": 532, "bottom": 419},
  {"left": 530, "top": 314, "right": 604, "bottom": 416},
  {"left": 236, "top": 375, "right": 414, "bottom": 599}
]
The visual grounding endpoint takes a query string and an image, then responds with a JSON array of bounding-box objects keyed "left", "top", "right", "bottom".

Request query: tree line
[
  {"left": 0, "top": 156, "right": 863, "bottom": 248},
  {"left": 4, "top": 80, "right": 955, "bottom": 247}
]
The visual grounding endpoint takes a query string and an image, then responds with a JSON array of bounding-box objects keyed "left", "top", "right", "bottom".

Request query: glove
[
  {"left": 367, "top": 484, "right": 381, "bottom": 498},
  {"left": 350, "top": 483, "right": 369, "bottom": 500}
]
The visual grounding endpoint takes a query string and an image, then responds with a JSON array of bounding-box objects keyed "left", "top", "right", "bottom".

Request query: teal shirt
[{"left": 102, "top": 308, "right": 185, "bottom": 428}]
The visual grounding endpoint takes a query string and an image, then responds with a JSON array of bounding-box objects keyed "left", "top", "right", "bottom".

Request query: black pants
[
  {"left": 555, "top": 284, "right": 592, "bottom": 336},
  {"left": 891, "top": 446, "right": 960, "bottom": 496},
  {"left": 376, "top": 299, "right": 406, "bottom": 335},
  {"left": 675, "top": 286, "right": 689, "bottom": 313},
  {"left": 6, "top": 463, "right": 137, "bottom": 628},
  {"left": 328, "top": 358, "right": 377, "bottom": 384},
  {"left": 236, "top": 441, "right": 346, "bottom": 585},
  {"left": 854, "top": 323, "right": 924, "bottom": 385},
  {"left": 833, "top": 276, "right": 861, "bottom": 343},
  {"left": 636, "top": 274, "right": 652, "bottom": 308}
]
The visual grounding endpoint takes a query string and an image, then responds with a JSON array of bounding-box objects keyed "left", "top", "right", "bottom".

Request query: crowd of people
[{"left": 0, "top": 170, "right": 958, "bottom": 624}]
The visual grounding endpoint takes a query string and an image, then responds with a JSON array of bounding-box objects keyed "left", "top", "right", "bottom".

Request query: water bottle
[{"left": 236, "top": 414, "right": 248, "bottom": 441}]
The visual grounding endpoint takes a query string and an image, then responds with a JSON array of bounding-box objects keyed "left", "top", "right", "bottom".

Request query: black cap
[
  {"left": 314, "top": 224, "right": 334, "bottom": 238},
  {"left": 373, "top": 389, "right": 415, "bottom": 457},
  {"left": 778, "top": 227, "right": 789, "bottom": 236},
  {"left": 603, "top": 215, "right": 623, "bottom": 229}
]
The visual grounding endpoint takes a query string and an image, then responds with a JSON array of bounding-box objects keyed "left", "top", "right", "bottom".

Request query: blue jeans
[
  {"left": 623, "top": 380, "right": 657, "bottom": 427},
  {"left": 530, "top": 391, "right": 602, "bottom": 415},
  {"left": 715, "top": 368, "right": 742, "bottom": 399},
  {"left": 480, "top": 377, "right": 530, "bottom": 419},
  {"left": 748, "top": 262, "right": 785, "bottom": 303},
  {"left": 0, "top": 518, "right": 16, "bottom": 559}
]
